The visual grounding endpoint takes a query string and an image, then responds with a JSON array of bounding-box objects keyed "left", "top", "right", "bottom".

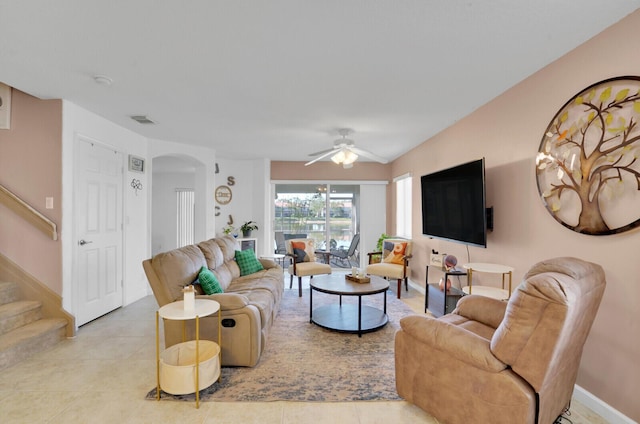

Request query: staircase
[{"left": 0, "top": 281, "right": 67, "bottom": 370}]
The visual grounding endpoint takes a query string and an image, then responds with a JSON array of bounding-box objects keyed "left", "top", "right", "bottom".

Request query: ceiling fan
[{"left": 305, "top": 129, "right": 389, "bottom": 168}]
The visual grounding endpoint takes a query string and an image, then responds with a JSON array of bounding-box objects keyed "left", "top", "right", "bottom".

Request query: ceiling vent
[{"left": 130, "top": 115, "right": 156, "bottom": 124}]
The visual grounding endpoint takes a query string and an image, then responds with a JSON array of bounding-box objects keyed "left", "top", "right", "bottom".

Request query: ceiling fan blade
[
  {"left": 349, "top": 146, "right": 389, "bottom": 164},
  {"left": 305, "top": 149, "right": 339, "bottom": 166},
  {"left": 308, "top": 147, "right": 337, "bottom": 157}
]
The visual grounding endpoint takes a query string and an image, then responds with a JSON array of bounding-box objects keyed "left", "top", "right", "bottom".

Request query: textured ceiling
[{"left": 1, "top": 1, "right": 639, "bottom": 163}]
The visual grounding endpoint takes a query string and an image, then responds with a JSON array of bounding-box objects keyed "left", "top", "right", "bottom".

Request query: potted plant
[
  {"left": 370, "top": 233, "right": 390, "bottom": 263},
  {"left": 222, "top": 225, "right": 237, "bottom": 237},
  {"left": 240, "top": 221, "right": 259, "bottom": 237}
]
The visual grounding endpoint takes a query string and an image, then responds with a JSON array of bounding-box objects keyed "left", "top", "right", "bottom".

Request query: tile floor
[{"left": 0, "top": 277, "right": 607, "bottom": 423}]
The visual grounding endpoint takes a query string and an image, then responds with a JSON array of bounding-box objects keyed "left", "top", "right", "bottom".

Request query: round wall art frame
[{"left": 536, "top": 76, "right": 640, "bottom": 235}]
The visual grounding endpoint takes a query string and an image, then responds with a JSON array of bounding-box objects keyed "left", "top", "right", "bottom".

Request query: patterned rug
[{"left": 147, "top": 286, "right": 417, "bottom": 402}]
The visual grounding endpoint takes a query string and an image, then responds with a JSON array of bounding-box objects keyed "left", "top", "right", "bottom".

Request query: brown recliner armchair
[{"left": 395, "top": 257, "right": 606, "bottom": 424}]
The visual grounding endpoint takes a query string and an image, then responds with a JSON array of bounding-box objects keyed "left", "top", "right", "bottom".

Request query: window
[
  {"left": 395, "top": 174, "right": 412, "bottom": 238},
  {"left": 176, "top": 189, "right": 195, "bottom": 247},
  {"left": 274, "top": 183, "right": 359, "bottom": 266}
]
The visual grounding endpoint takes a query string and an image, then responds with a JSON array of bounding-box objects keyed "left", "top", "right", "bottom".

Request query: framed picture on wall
[
  {"left": 128, "top": 155, "right": 145, "bottom": 173},
  {"left": 0, "top": 83, "right": 11, "bottom": 130}
]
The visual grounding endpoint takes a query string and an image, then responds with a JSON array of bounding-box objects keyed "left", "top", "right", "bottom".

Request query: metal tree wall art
[{"left": 536, "top": 76, "right": 640, "bottom": 235}]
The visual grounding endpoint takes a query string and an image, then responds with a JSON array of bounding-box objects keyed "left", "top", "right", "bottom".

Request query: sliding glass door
[{"left": 274, "top": 183, "right": 360, "bottom": 267}]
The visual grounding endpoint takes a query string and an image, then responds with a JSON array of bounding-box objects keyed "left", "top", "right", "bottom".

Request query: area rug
[{"left": 147, "top": 287, "right": 417, "bottom": 402}]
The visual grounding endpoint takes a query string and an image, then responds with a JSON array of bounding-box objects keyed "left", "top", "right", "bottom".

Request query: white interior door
[{"left": 74, "top": 137, "right": 123, "bottom": 326}]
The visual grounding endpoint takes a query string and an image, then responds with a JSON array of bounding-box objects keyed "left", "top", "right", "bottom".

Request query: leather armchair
[{"left": 395, "top": 257, "right": 606, "bottom": 424}]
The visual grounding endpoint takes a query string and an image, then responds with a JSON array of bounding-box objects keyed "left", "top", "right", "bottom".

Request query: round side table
[
  {"left": 462, "top": 263, "right": 514, "bottom": 301},
  {"left": 156, "top": 299, "right": 221, "bottom": 408}
]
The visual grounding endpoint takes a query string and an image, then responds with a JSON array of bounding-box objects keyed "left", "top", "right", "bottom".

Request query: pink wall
[
  {"left": 392, "top": 10, "right": 640, "bottom": 421},
  {"left": 0, "top": 89, "right": 63, "bottom": 295},
  {"left": 271, "top": 160, "right": 391, "bottom": 181}
]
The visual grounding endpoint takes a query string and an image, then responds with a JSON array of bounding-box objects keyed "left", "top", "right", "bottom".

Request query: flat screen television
[{"left": 421, "top": 158, "right": 489, "bottom": 248}]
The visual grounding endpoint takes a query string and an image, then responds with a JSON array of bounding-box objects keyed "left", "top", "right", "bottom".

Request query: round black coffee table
[{"left": 309, "top": 274, "right": 389, "bottom": 337}]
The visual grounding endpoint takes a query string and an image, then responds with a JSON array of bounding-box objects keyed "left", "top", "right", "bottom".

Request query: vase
[
  {"left": 243, "top": 230, "right": 251, "bottom": 237},
  {"left": 439, "top": 277, "right": 452, "bottom": 291}
]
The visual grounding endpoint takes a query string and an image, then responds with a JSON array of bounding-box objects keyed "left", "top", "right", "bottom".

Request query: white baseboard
[
  {"left": 408, "top": 279, "right": 424, "bottom": 294},
  {"left": 573, "top": 385, "right": 637, "bottom": 424}
]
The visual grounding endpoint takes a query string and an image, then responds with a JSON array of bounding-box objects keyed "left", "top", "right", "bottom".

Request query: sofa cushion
[
  {"left": 225, "top": 267, "right": 283, "bottom": 330},
  {"left": 235, "top": 249, "right": 265, "bottom": 275},
  {"left": 148, "top": 244, "right": 207, "bottom": 303},
  {"left": 198, "top": 239, "right": 225, "bottom": 269},
  {"left": 215, "top": 236, "right": 241, "bottom": 262},
  {"left": 198, "top": 266, "right": 224, "bottom": 294}
]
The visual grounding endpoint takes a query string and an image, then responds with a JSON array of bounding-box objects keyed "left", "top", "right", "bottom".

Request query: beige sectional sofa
[{"left": 143, "top": 236, "right": 283, "bottom": 367}]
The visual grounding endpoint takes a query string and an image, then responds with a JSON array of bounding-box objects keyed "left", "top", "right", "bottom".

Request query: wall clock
[
  {"left": 215, "top": 185, "right": 232, "bottom": 205},
  {"left": 536, "top": 76, "right": 640, "bottom": 235}
]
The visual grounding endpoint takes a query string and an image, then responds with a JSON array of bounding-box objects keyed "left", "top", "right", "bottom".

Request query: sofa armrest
[
  {"left": 197, "top": 292, "right": 250, "bottom": 311},
  {"left": 399, "top": 315, "right": 507, "bottom": 372},
  {"left": 258, "top": 258, "right": 278, "bottom": 270},
  {"left": 454, "top": 294, "right": 507, "bottom": 329}
]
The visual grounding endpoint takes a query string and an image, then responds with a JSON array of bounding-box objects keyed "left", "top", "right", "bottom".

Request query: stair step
[
  {"left": 0, "top": 300, "right": 43, "bottom": 336},
  {"left": 0, "top": 282, "right": 20, "bottom": 305},
  {"left": 0, "top": 318, "right": 67, "bottom": 370}
]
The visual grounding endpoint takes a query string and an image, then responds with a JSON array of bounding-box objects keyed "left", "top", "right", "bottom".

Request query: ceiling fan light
[
  {"left": 343, "top": 151, "right": 358, "bottom": 165},
  {"left": 331, "top": 150, "right": 346, "bottom": 164}
]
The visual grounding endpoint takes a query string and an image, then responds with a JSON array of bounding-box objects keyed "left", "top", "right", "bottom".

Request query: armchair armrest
[
  {"left": 454, "top": 294, "right": 507, "bottom": 329},
  {"left": 285, "top": 252, "right": 297, "bottom": 272},
  {"left": 399, "top": 315, "right": 507, "bottom": 373},
  {"left": 367, "top": 251, "right": 382, "bottom": 264}
]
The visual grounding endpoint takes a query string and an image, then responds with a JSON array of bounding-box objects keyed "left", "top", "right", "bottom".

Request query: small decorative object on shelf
[
  {"left": 183, "top": 285, "right": 195, "bottom": 311},
  {"left": 439, "top": 254, "right": 458, "bottom": 291},
  {"left": 444, "top": 255, "right": 458, "bottom": 270},
  {"left": 438, "top": 277, "right": 452, "bottom": 291},
  {"left": 240, "top": 221, "right": 259, "bottom": 237}
]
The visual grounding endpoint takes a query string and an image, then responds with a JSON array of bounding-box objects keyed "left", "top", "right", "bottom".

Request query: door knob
[{"left": 78, "top": 239, "right": 93, "bottom": 246}]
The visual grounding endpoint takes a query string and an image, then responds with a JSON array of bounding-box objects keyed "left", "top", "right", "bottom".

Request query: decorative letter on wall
[{"left": 536, "top": 76, "right": 640, "bottom": 235}]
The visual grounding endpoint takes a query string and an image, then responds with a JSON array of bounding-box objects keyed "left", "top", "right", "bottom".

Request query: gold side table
[
  {"left": 462, "top": 263, "right": 514, "bottom": 301},
  {"left": 156, "top": 299, "right": 221, "bottom": 408}
]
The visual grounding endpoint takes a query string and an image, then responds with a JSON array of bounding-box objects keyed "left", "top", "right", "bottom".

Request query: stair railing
[{"left": 0, "top": 184, "right": 57, "bottom": 240}]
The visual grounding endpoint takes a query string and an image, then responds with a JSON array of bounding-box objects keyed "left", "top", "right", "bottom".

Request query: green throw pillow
[
  {"left": 235, "top": 249, "right": 264, "bottom": 276},
  {"left": 198, "top": 266, "right": 224, "bottom": 294}
]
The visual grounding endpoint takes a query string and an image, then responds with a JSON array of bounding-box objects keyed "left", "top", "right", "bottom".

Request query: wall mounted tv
[{"left": 421, "top": 158, "right": 491, "bottom": 248}]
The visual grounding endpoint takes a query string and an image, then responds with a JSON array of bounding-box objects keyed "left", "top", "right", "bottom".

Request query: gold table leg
[
  {"left": 218, "top": 311, "right": 222, "bottom": 382},
  {"left": 156, "top": 311, "right": 160, "bottom": 401},
  {"left": 195, "top": 315, "right": 200, "bottom": 409}
]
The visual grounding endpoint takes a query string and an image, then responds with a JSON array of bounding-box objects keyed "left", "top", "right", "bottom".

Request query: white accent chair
[
  {"left": 286, "top": 238, "right": 332, "bottom": 297},
  {"left": 366, "top": 238, "right": 412, "bottom": 299}
]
